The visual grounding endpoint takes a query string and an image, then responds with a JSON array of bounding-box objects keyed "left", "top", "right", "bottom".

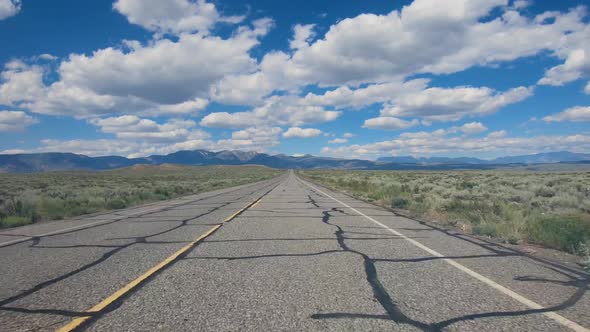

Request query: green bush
[
  {"left": 473, "top": 224, "right": 498, "bottom": 237},
  {"left": 526, "top": 215, "right": 590, "bottom": 253},
  {"left": 535, "top": 187, "right": 556, "bottom": 198},
  {"left": 0, "top": 166, "right": 283, "bottom": 228},
  {"left": 107, "top": 199, "right": 127, "bottom": 210},
  {"left": 0, "top": 216, "right": 32, "bottom": 228},
  {"left": 300, "top": 169, "right": 590, "bottom": 254},
  {"left": 391, "top": 197, "right": 409, "bottom": 209}
]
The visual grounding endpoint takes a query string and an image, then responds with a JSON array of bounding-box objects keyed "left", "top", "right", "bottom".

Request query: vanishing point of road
[{"left": 0, "top": 171, "right": 589, "bottom": 331}]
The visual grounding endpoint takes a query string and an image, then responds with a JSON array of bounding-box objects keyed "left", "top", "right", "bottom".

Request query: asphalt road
[{"left": 0, "top": 171, "right": 589, "bottom": 331}]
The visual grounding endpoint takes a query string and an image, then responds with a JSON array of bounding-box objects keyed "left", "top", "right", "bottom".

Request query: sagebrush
[
  {"left": 300, "top": 170, "right": 590, "bottom": 254},
  {"left": 0, "top": 165, "right": 283, "bottom": 228}
]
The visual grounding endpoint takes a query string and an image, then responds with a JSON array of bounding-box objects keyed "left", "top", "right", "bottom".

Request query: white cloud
[
  {"left": 342, "top": 133, "right": 354, "bottom": 138},
  {"left": 290, "top": 24, "right": 315, "bottom": 50},
  {"left": 538, "top": 14, "right": 590, "bottom": 87},
  {"left": 201, "top": 95, "right": 340, "bottom": 128},
  {"left": 302, "top": 79, "right": 428, "bottom": 109},
  {"left": 0, "top": 149, "right": 27, "bottom": 154},
  {"left": 453, "top": 121, "right": 488, "bottom": 134},
  {"left": 258, "top": 0, "right": 585, "bottom": 88},
  {"left": 539, "top": 48, "right": 590, "bottom": 87},
  {"left": 0, "top": 110, "right": 37, "bottom": 131},
  {"left": 543, "top": 106, "right": 590, "bottom": 122},
  {"left": 585, "top": 82, "right": 590, "bottom": 94},
  {"left": 512, "top": 0, "right": 530, "bottom": 10},
  {"left": 216, "top": 126, "right": 282, "bottom": 151},
  {"left": 202, "top": 2, "right": 589, "bottom": 112},
  {"left": 113, "top": 0, "right": 244, "bottom": 35},
  {"left": 0, "top": 22, "right": 268, "bottom": 117},
  {"left": 0, "top": 13, "right": 275, "bottom": 119},
  {"left": 210, "top": 71, "right": 276, "bottom": 106},
  {"left": 283, "top": 127, "right": 322, "bottom": 138},
  {"left": 363, "top": 117, "right": 419, "bottom": 130},
  {"left": 321, "top": 129, "right": 590, "bottom": 159},
  {"left": 89, "top": 115, "right": 212, "bottom": 143},
  {"left": 26, "top": 125, "right": 281, "bottom": 158},
  {"left": 328, "top": 138, "right": 347, "bottom": 144},
  {"left": 154, "top": 98, "right": 209, "bottom": 116},
  {"left": 58, "top": 28, "right": 266, "bottom": 105},
  {"left": 0, "top": 60, "right": 45, "bottom": 106},
  {"left": 37, "top": 54, "right": 58, "bottom": 61},
  {"left": 199, "top": 112, "right": 251, "bottom": 129},
  {"left": 0, "top": 0, "right": 20, "bottom": 20},
  {"left": 0, "top": 62, "right": 210, "bottom": 118},
  {"left": 379, "top": 86, "right": 533, "bottom": 122}
]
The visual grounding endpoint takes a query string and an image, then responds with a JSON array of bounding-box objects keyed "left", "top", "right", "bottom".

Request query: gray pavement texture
[{"left": 0, "top": 171, "right": 589, "bottom": 331}]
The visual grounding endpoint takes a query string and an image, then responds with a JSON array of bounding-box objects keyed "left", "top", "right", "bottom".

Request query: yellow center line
[
  {"left": 57, "top": 195, "right": 262, "bottom": 332},
  {"left": 250, "top": 198, "right": 262, "bottom": 208}
]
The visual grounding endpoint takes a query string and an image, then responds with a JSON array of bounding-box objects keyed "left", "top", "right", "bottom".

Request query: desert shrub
[
  {"left": 300, "top": 169, "right": 590, "bottom": 254},
  {"left": 535, "top": 187, "right": 556, "bottom": 198},
  {"left": 0, "top": 216, "right": 32, "bottom": 228},
  {"left": 473, "top": 223, "right": 498, "bottom": 237},
  {"left": 106, "top": 199, "right": 127, "bottom": 210},
  {"left": 526, "top": 215, "right": 590, "bottom": 253},
  {"left": 0, "top": 166, "right": 283, "bottom": 227},
  {"left": 391, "top": 197, "right": 409, "bottom": 209}
]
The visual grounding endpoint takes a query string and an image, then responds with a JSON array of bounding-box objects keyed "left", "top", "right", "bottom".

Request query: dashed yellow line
[{"left": 57, "top": 196, "right": 262, "bottom": 332}]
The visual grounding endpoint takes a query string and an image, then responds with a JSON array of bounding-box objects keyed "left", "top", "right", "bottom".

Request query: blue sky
[{"left": 0, "top": 0, "right": 589, "bottom": 160}]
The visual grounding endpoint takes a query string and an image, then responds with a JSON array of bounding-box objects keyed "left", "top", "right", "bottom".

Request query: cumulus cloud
[
  {"left": 252, "top": 0, "right": 585, "bottom": 88},
  {"left": 302, "top": 79, "right": 428, "bottom": 109},
  {"left": 378, "top": 86, "right": 533, "bottom": 122},
  {"left": 113, "top": 0, "right": 244, "bottom": 35},
  {"left": 4, "top": 0, "right": 590, "bottom": 157},
  {"left": 0, "top": 19, "right": 268, "bottom": 118},
  {"left": 328, "top": 138, "right": 347, "bottom": 144},
  {"left": 538, "top": 15, "right": 590, "bottom": 88},
  {"left": 363, "top": 117, "right": 419, "bottom": 130},
  {"left": 58, "top": 26, "right": 267, "bottom": 105},
  {"left": 26, "top": 124, "right": 281, "bottom": 158},
  {"left": 543, "top": 106, "right": 590, "bottom": 122},
  {"left": 201, "top": 95, "right": 340, "bottom": 128},
  {"left": 539, "top": 49, "right": 590, "bottom": 87},
  {"left": 0, "top": 60, "right": 45, "bottom": 106},
  {"left": 451, "top": 122, "right": 488, "bottom": 134},
  {"left": 216, "top": 126, "right": 282, "bottom": 151},
  {"left": 89, "top": 115, "right": 209, "bottom": 143},
  {"left": 282, "top": 127, "right": 322, "bottom": 138},
  {"left": 0, "top": 0, "right": 20, "bottom": 20},
  {"left": 290, "top": 24, "right": 315, "bottom": 50},
  {"left": 321, "top": 129, "right": 590, "bottom": 159},
  {"left": 0, "top": 110, "right": 37, "bottom": 131},
  {"left": 201, "top": 1, "right": 589, "bottom": 128},
  {"left": 0, "top": 61, "right": 211, "bottom": 118},
  {"left": 210, "top": 71, "right": 276, "bottom": 106}
]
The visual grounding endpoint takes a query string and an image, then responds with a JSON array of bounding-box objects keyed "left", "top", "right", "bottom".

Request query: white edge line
[{"left": 302, "top": 180, "right": 589, "bottom": 332}]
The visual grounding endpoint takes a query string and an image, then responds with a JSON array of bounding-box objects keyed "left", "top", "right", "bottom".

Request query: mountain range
[{"left": 0, "top": 150, "right": 589, "bottom": 173}]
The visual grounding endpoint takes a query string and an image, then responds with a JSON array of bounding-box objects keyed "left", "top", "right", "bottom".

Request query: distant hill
[
  {"left": 377, "top": 151, "right": 590, "bottom": 165},
  {"left": 377, "top": 156, "right": 485, "bottom": 164},
  {"left": 490, "top": 151, "right": 590, "bottom": 164},
  {"left": 0, "top": 150, "right": 589, "bottom": 173}
]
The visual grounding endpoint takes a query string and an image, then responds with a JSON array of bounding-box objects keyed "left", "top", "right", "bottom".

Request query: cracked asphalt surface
[{"left": 1, "top": 171, "right": 589, "bottom": 331}]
